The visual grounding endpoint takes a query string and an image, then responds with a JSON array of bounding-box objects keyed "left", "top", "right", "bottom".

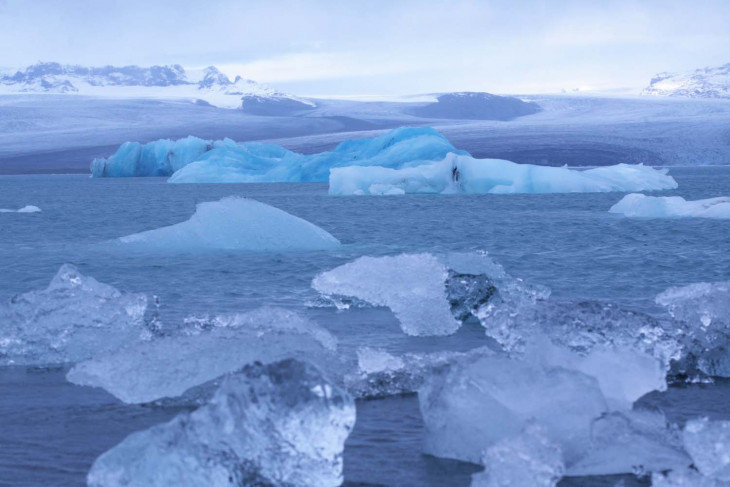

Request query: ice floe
[
  {"left": 67, "top": 308, "right": 340, "bottom": 404},
  {"left": 0, "top": 205, "right": 41, "bottom": 213},
  {"left": 329, "top": 153, "right": 678, "bottom": 195},
  {"left": 0, "top": 264, "right": 148, "bottom": 365},
  {"left": 610, "top": 193, "right": 730, "bottom": 219},
  {"left": 87, "top": 359, "right": 355, "bottom": 487},
  {"left": 118, "top": 197, "right": 340, "bottom": 252}
]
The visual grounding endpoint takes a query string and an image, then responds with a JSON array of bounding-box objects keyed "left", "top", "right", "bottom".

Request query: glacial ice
[
  {"left": 419, "top": 352, "right": 609, "bottom": 465},
  {"left": 312, "top": 253, "right": 462, "bottom": 336},
  {"left": 329, "top": 153, "right": 678, "bottom": 195},
  {"left": 87, "top": 359, "right": 355, "bottom": 487},
  {"left": 0, "top": 205, "right": 41, "bottom": 213},
  {"left": 91, "top": 126, "right": 463, "bottom": 181},
  {"left": 652, "top": 469, "right": 730, "bottom": 487},
  {"left": 0, "top": 264, "right": 148, "bottom": 365},
  {"left": 683, "top": 418, "right": 730, "bottom": 481},
  {"left": 568, "top": 409, "right": 690, "bottom": 476},
  {"left": 610, "top": 193, "right": 730, "bottom": 219},
  {"left": 67, "top": 308, "right": 340, "bottom": 404},
  {"left": 656, "top": 281, "right": 730, "bottom": 376},
  {"left": 470, "top": 422, "right": 564, "bottom": 487},
  {"left": 118, "top": 197, "right": 341, "bottom": 252}
]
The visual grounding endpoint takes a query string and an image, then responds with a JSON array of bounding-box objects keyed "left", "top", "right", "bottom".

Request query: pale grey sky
[{"left": 1, "top": 0, "right": 728, "bottom": 95}]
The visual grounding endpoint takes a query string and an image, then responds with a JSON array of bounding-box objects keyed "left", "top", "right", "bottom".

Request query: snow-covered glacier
[
  {"left": 87, "top": 359, "right": 355, "bottom": 487},
  {"left": 91, "top": 127, "right": 464, "bottom": 179},
  {"left": 329, "top": 153, "right": 678, "bottom": 195},
  {"left": 0, "top": 264, "right": 148, "bottom": 365},
  {"left": 610, "top": 193, "right": 730, "bottom": 219},
  {"left": 118, "top": 197, "right": 341, "bottom": 252}
]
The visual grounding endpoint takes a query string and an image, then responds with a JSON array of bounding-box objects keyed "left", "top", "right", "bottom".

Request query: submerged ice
[
  {"left": 0, "top": 264, "right": 148, "bottom": 365},
  {"left": 118, "top": 197, "right": 340, "bottom": 252},
  {"left": 610, "top": 193, "right": 730, "bottom": 219},
  {"left": 67, "top": 308, "right": 339, "bottom": 404},
  {"left": 329, "top": 153, "right": 678, "bottom": 195},
  {"left": 87, "top": 359, "right": 355, "bottom": 487}
]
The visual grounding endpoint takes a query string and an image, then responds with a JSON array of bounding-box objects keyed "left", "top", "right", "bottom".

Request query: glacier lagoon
[{"left": 1, "top": 167, "right": 730, "bottom": 486}]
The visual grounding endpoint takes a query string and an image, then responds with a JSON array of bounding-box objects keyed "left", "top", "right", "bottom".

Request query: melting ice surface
[
  {"left": 0, "top": 264, "right": 148, "bottom": 365},
  {"left": 610, "top": 193, "right": 730, "bottom": 219},
  {"left": 87, "top": 359, "right": 356, "bottom": 487},
  {"left": 330, "top": 153, "right": 678, "bottom": 195},
  {"left": 67, "top": 308, "right": 339, "bottom": 404},
  {"left": 118, "top": 196, "right": 341, "bottom": 251},
  {"left": 90, "top": 127, "right": 464, "bottom": 181}
]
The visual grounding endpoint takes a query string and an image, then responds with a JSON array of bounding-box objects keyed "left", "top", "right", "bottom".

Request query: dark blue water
[{"left": 0, "top": 167, "right": 729, "bottom": 486}]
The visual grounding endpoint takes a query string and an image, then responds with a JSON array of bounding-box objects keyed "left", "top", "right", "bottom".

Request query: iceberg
[
  {"left": 312, "top": 253, "right": 462, "bottom": 336},
  {"left": 0, "top": 205, "right": 41, "bottom": 213},
  {"left": 91, "top": 126, "right": 464, "bottom": 181},
  {"left": 118, "top": 197, "right": 340, "bottom": 252},
  {"left": 67, "top": 308, "right": 340, "bottom": 404},
  {"left": 87, "top": 359, "right": 356, "bottom": 487},
  {"left": 470, "top": 422, "right": 564, "bottom": 487},
  {"left": 610, "top": 193, "right": 730, "bottom": 219},
  {"left": 329, "top": 153, "right": 678, "bottom": 195},
  {"left": 0, "top": 264, "right": 148, "bottom": 365}
]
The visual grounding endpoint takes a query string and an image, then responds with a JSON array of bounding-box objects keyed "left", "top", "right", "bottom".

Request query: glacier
[
  {"left": 67, "top": 308, "right": 340, "bottom": 404},
  {"left": 610, "top": 193, "right": 730, "bottom": 219},
  {"left": 329, "top": 153, "right": 678, "bottom": 195},
  {"left": 0, "top": 264, "right": 149, "bottom": 365},
  {"left": 91, "top": 126, "right": 464, "bottom": 180},
  {"left": 87, "top": 359, "right": 355, "bottom": 487},
  {"left": 118, "top": 197, "right": 341, "bottom": 252}
]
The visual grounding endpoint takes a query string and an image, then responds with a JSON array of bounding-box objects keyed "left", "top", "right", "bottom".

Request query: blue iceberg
[{"left": 90, "top": 127, "right": 464, "bottom": 181}]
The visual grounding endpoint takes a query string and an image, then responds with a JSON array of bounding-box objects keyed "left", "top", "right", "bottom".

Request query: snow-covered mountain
[
  {"left": 642, "top": 63, "right": 730, "bottom": 99},
  {"left": 0, "top": 62, "right": 315, "bottom": 111}
]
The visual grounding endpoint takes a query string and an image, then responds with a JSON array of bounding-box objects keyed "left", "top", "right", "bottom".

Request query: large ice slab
[
  {"left": 329, "top": 153, "right": 678, "bottom": 195},
  {"left": 610, "top": 193, "right": 730, "bottom": 219},
  {"left": 67, "top": 308, "right": 340, "bottom": 404},
  {"left": 0, "top": 264, "right": 148, "bottom": 365},
  {"left": 419, "top": 352, "right": 608, "bottom": 465},
  {"left": 470, "top": 422, "right": 564, "bottom": 487},
  {"left": 91, "top": 126, "right": 463, "bottom": 181},
  {"left": 118, "top": 197, "right": 340, "bottom": 252},
  {"left": 312, "top": 253, "right": 462, "bottom": 336},
  {"left": 87, "top": 359, "right": 355, "bottom": 487},
  {"left": 684, "top": 418, "right": 730, "bottom": 481}
]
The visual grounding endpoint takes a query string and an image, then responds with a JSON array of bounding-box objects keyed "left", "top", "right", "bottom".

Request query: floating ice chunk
[
  {"left": 87, "top": 359, "right": 355, "bottom": 487},
  {"left": 610, "top": 194, "right": 730, "bottom": 219},
  {"left": 118, "top": 197, "right": 340, "bottom": 252},
  {"left": 345, "top": 346, "right": 494, "bottom": 398},
  {"left": 471, "top": 422, "right": 564, "bottom": 487},
  {"left": 0, "top": 264, "right": 148, "bottom": 365},
  {"left": 446, "top": 270, "right": 498, "bottom": 322},
  {"left": 568, "top": 409, "right": 689, "bottom": 476},
  {"left": 67, "top": 308, "right": 339, "bottom": 404},
  {"left": 656, "top": 281, "right": 730, "bottom": 377},
  {"left": 329, "top": 153, "right": 678, "bottom": 195},
  {"left": 652, "top": 468, "right": 730, "bottom": 487},
  {"left": 419, "top": 352, "right": 608, "bottom": 464},
  {"left": 0, "top": 205, "right": 41, "bottom": 213},
  {"left": 312, "top": 253, "right": 461, "bottom": 336},
  {"left": 684, "top": 418, "right": 730, "bottom": 480}
]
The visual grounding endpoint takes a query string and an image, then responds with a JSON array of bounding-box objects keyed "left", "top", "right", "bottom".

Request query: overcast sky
[{"left": 1, "top": 0, "right": 728, "bottom": 96}]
